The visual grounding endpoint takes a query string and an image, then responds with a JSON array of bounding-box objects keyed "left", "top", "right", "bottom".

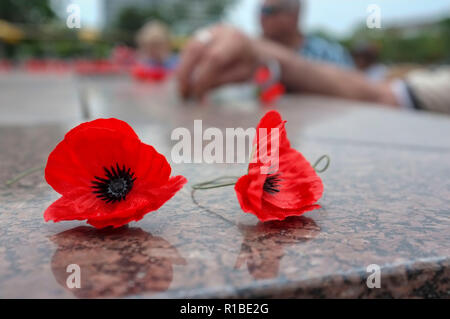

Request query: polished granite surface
[
  {"left": 0, "top": 73, "right": 81, "bottom": 125},
  {"left": 0, "top": 74, "right": 449, "bottom": 298}
]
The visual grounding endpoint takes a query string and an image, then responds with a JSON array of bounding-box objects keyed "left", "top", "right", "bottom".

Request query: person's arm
[
  {"left": 177, "top": 25, "right": 399, "bottom": 107},
  {"left": 254, "top": 38, "right": 399, "bottom": 106}
]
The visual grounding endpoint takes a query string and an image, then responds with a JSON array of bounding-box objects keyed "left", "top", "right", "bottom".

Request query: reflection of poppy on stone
[
  {"left": 234, "top": 216, "right": 320, "bottom": 279},
  {"left": 50, "top": 226, "right": 186, "bottom": 298}
]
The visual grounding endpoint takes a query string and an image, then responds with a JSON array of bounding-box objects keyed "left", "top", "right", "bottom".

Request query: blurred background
[{"left": 0, "top": 0, "right": 449, "bottom": 77}]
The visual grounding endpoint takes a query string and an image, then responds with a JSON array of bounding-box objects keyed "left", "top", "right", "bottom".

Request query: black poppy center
[
  {"left": 263, "top": 174, "right": 282, "bottom": 194},
  {"left": 92, "top": 163, "right": 136, "bottom": 203}
]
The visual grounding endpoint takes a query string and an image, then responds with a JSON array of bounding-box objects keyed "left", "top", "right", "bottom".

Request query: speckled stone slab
[
  {"left": 0, "top": 73, "right": 82, "bottom": 125},
  {"left": 0, "top": 76, "right": 449, "bottom": 298}
]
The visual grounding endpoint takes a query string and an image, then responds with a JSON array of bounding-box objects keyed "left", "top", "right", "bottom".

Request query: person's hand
[{"left": 177, "top": 24, "right": 260, "bottom": 100}]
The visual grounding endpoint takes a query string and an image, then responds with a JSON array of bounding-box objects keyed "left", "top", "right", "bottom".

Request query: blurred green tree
[
  {"left": 0, "top": 0, "right": 56, "bottom": 58},
  {"left": 0, "top": 0, "right": 55, "bottom": 23},
  {"left": 344, "top": 16, "right": 450, "bottom": 65},
  {"left": 115, "top": 0, "right": 236, "bottom": 35}
]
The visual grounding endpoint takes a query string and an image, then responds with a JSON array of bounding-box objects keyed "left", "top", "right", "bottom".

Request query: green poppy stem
[
  {"left": 191, "top": 176, "right": 241, "bottom": 190},
  {"left": 5, "top": 164, "right": 45, "bottom": 187},
  {"left": 191, "top": 154, "right": 330, "bottom": 190},
  {"left": 312, "top": 154, "right": 330, "bottom": 173},
  {"left": 6, "top": 155, "right": 330, "bottom": 189},
  {"left": 190, "top": 189, "right": 236, "bottom": 226}
]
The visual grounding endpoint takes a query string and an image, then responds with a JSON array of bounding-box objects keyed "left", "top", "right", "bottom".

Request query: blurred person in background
[
  {"left": 135, "top": 21, "right": 177, "bottom": 71},
  {"left": 351, "top": 41, "right": 387, "bottom": 82},
  {"left": 260, "top": 0, "right": 353, "bottom": 68},
  {"left": 177, "top": 25, "right": 450, "bottom": 114}
]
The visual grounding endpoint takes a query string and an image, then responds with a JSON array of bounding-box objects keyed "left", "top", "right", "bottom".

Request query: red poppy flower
[
  {"left": 132, "top": 64, "right": 168, "bottom": 82},
  {"left": 74, "top": 59, "right": 121, "bottom": 75},
  {"left": 254, "top": 66, "right": 271, "bottom": 85},
  {"left": 234, "top": 110, "right": 323, "bottom": 222},
  {"left": 260, "top": 83, "right": 285, "bottom": 104},
  {"left": 253, "top": 66, "right": 285, "bottom": 104},
  {"left": 44, "top": 118, "right": 187, "bottom": 228}
]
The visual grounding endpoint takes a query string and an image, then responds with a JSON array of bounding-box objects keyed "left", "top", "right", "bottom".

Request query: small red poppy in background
[
  {"left": 234, "top": 110, "right": 323, "bottom": 222},
  {"left": 253, "top": 66, "right": 285, "bottom": 105},
  {"left": 131, "top": 64, "right": 169, "bottom": 82},
  {"left": 111, "top": 45, "right": 136, "bottom": 68},
  {"left": 0, "top": 60, "right": 12, "bottom": 72},
  {"left": 74, "top": 59, "right": 121, "bottom": 75},
  {"left": 44, "top": 118, "right": 187, "bottom": 228}
]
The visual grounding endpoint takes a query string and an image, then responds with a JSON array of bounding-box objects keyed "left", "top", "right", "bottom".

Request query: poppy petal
[
  {"left": 65, "top": 118, "right": 139, "bottom": 140},
  {"left": 63, "top": 127, "right": 142, "bottom": 179},
  {"left": 262, "top": 148, "right": 323, "bottom": 210},
  {"left": 235, "top": 173, "right": 272, "bottom": 221},
  {"left": 45, "top": 139, "right": 93, "bottom": 196},
  {"left": 133, "top": 143, "right": 171, "bottom": 188},
  {"left": 45, "top": 122, "right": 142, "bottom": 195},
  {"left": 235, "top": 175, "right": 255, "bottom": 212},
  {"left": 45, "top": 175, "right": 187, "bottom": 228},
  {"left": 255, "top": 110, "right": 290, "bottom": 149},
  {"left": 44, "top": 195, "right": 92, "bottom": 223},
  {"left": 44, "top": 118, "right": 187, "bottom": 228},
  {"left": 235, "top": 110, "right": 325, "bottom": 222},
  {"left": 86, "top": 175, "right": 187, "bottom": 228}
]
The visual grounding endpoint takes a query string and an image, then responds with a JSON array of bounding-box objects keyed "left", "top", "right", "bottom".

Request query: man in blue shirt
[{"left": 260, "top": 0, "right": 354, "bottom": 68}]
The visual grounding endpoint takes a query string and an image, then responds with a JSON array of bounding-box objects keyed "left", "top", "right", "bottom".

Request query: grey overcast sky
[{"left": 70, "top": 0, "right": 450, "bottom": 36}]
